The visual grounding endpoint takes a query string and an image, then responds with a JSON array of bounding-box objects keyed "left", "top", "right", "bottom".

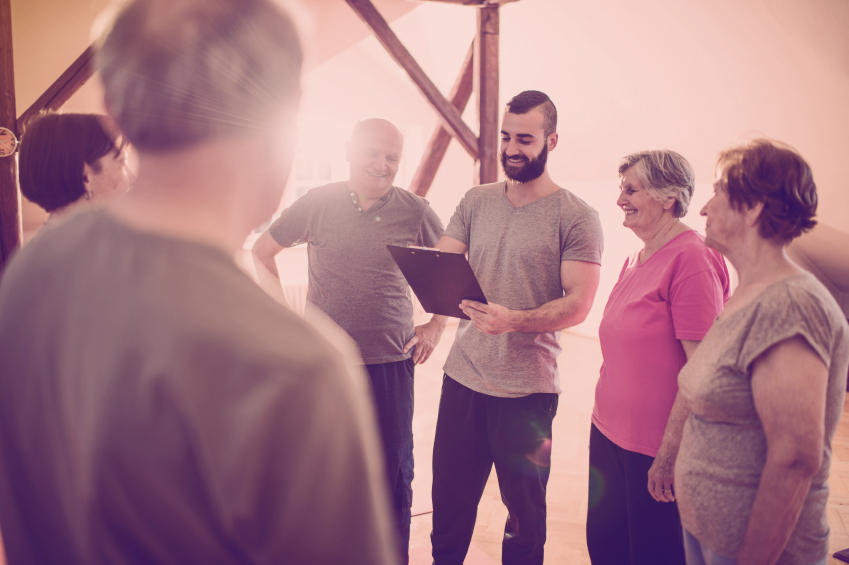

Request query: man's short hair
[
  {"left": 618, "top": 150, "right": 695, "bottom": 218},
  {"left": 505, "top": 90, "right": 557, "bottom": 138},
  {"left": 19, "top": 113, "right": 120, "bottom": 212},
  {"left": 717, "top": 139, "right": 817, "bottom": 244},
  {"left": 96, "top": 0, "right": 303, "bottom": 152}
]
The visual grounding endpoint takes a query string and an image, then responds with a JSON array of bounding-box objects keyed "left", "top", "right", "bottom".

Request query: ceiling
[{"left": 9, "top": 0, "right": 422, "bottom": 114}]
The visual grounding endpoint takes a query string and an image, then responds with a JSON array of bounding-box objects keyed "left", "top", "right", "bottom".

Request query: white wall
[
  {"left": 13, "top": 0, "right": 849, "bottom": 336},
  {"left": 292, "top": 0, "right": 849, "bottom": 337}
]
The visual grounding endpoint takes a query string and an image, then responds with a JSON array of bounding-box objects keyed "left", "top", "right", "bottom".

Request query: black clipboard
[{"left": 387, "top": 245, "right": 487, "bottom": 320}]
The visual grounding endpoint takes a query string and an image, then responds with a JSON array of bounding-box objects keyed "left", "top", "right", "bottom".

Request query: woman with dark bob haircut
[
  {"left": 674, "top": 139, "right": 849, "bottom": 565},
  {"left": 19, "top": 112, "right": 131, "bottom": 231}
]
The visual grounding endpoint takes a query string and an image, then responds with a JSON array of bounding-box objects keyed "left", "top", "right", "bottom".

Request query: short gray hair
[
  {"left": 96, "top": 0, "right": 303, "bottom": 151},
  {"left": 618, "top": 150, "right": 694, "bottom": 218}
]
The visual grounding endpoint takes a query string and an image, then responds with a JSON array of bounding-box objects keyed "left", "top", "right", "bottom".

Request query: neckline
[
  {"left": 343, "top": 182, "right": 394, "bottom": 215},
  {"left": 634, "top": 229, "right": 697, "bottom": 267},
  {"left": 98, "top": 210, "right": 235, "bottom": 264},
  {"left": 501, "top": 180, "right": 562, "bottom": 209}
]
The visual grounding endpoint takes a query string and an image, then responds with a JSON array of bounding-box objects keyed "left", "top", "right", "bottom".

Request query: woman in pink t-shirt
[{"left": 586, "top": 150, "right": 730, "bottom": 564}]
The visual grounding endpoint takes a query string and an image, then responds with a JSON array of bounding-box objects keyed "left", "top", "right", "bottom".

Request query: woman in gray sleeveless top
[{"left": 675, "top": 139, "right": 849, "bottom": 565}]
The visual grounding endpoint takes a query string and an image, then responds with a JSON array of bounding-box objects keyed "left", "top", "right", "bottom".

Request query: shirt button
[{"left": 357, "top": 208, "right": 362, "bottom": 212}]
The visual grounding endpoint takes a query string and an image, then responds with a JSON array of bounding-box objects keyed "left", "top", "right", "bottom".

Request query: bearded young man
[
  {"left": 429, "top": 90, "right": 604, "bottom": 565},
  {"left": 252, "top": 118, "right": 445, "bottom": 564}
]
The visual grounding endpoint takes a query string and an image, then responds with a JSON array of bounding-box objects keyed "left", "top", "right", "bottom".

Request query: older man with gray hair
[
  {"left": 253, "top": 117, "right": 446, "bottom": 564},
  {"left": 0, "top": 1, "right": 397, "bottom": 564}
]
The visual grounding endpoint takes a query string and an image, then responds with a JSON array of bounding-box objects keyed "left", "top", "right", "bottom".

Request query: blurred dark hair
[
  {"left": 717, "top": 139, "right": 817, "bottom": 244},
  {"left": 96, "top": 0, "right": 303, "bottom": 152},
  {"left": 505, "top": 90, "right": 557, "bottom": 137},
  {"left": 18, "top": 113, "right": 120, "bottom": 212}
]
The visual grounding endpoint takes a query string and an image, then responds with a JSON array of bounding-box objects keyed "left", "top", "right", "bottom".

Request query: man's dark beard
[{"left": 501, "top": 144, "right": 548, "bottom": 183}]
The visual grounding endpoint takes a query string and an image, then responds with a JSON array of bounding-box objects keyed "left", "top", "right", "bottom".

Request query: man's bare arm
[
  {"left": 736, "top": 336, "right": 827, "bottom": 565},
  {"left": 252, "top": 230, "right": 285, "bottom": 280},
  {"left": 251, "top": 230, "right": 292, "bottom": 308},
  {"left": 460, "top": 260, "right": 600, "bottom": 335},
  {"left": 433, "top": 235, "right": 468, "bottom": 255},
  {"left": 647, "top": 339, "right": 700, "bottom": 503}
]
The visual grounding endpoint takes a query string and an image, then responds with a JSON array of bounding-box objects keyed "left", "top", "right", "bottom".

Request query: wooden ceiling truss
[{"left": 0, "top": 0, "right": 510, "bottom": 271}]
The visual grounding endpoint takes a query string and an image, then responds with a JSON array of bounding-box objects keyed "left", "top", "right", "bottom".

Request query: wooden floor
[
  {"left": 1, "top": 320, "right": 847, "bottom": 564},
  {"left": 409, "top": 321, "right": 849, "bottom": 564}
]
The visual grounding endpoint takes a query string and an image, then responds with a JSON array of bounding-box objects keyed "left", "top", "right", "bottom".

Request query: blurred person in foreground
[
  {"left": 253, "top": 117, "right": 446, "bottom": 564},
  {"left": 19, "top": 112, "right": 132, "bottom": 234},
  {"left": 675, "top": 140, "right": 849, "bottom": 565},
  {"left": 0, "top": 1, "right": 398, "bottom": 564},
  {"left": 587, "top": 151, "right": 729, "bottom": 564}
]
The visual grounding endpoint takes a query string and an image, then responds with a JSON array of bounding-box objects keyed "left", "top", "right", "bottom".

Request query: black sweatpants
[
  {"left": 586, "top": 423, "right": 685, "bottom": 565},
  {"left": 365, "top": 358, "right": 415, "bottom": 565},
  {"left": 431, "top": 375, "right": 558, "bottom": 565}
]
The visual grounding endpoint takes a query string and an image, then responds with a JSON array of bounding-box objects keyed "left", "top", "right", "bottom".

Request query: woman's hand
[
  {"left": 647, "top": 343, "right": 697, "bottom": 504},
  {"left": 647, "top": 448, "right": 677, "bottom": 503}
]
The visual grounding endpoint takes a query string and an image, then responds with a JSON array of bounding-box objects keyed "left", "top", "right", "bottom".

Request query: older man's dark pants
[
  {"left": 366, "top": 357, "right": 416, "bottom": 565},
  {"left": 431, "top": 375, "right": 558, "bottom": 565}
]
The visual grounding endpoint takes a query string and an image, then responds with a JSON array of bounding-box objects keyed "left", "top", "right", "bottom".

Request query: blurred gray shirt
[{"left": 0, "top": 212, "right": 397, "bottom": 565}]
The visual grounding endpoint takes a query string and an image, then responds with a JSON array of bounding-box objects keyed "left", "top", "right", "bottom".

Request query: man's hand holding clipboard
[{"left": 386, "top": 245, "right": 487, "bottom": 321}]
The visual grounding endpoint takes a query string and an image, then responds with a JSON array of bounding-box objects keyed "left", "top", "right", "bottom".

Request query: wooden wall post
[
  {"left": 0, "top": 0, "right": 21, "bottom": 271},
  {"left": 15, "top": 46, "right": 95, "bottom": 137},
  {"left": 346, "top": 0, "right": 479, "bottom": 160},
  {"left": 410, "top": 42, "right": 474, "bottom": 197},
  {"left": 475, "top": 5, "right": 499, "bottom": 185}
]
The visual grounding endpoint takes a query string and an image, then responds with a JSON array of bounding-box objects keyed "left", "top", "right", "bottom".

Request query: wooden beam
[
  {"left": 417, "top": 0, "right": 520, "bottom": 5},
  {"left": 475, "top": 5, "right": 499, "bottom": 185},
  {"left": 345, "top": 0, "right": 479, "bottom": 160},
  {"left": 410, "top": 42, "right": 474, "bottom": 197},
  {"left": 16, "top": 45, "right": 95, "bottom": 137},
  {"left": 0, "top": 0, "right": 21, "bottom": 270}
]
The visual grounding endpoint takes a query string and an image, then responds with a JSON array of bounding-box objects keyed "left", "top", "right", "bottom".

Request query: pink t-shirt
[{"left": 592, "top": 230, "right": 730, "bottom": 457}]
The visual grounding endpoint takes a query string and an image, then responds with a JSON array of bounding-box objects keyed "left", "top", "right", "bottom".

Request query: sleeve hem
[
  {"left": 742, "top": 329, "right": 831, "bottom": 374},
  {"left": 674, "top": 330, "right": 710, "bottom": 341}
]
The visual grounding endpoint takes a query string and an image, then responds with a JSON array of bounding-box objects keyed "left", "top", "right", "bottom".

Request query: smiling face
[
  {"left": 616, "top": 165, "right": 672, "bottom": 238},
  {"left": 500, "top": 109, "right": 554, "bottom": 183},
  {"left": 346, "top": 119, "right": 403, "bottom": 201}
]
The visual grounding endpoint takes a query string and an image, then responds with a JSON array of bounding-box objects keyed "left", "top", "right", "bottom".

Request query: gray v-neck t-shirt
[
  {"left": 676, "top": 272, "right": 849, "bottom": 563},
  {"left": 442, "top": 181, "right": 604, "bottom": 397},
  {"left": 269, "top": 182, "right": 444, "bottom": 364}
]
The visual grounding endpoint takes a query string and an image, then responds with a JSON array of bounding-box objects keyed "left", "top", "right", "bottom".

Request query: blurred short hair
[
  {"left": 505, "top": 91, "right": 557, "bottom": 138},
  {"left": 96, "top": 0, "right": 303, "bottom": 152},
  {"left": 717, "top": 139, "right": 817, "bottom": 244},
  {"left": 19, "top": 113, "right": 120, "bottom": 212},
  {"left": 618, "top": 150, "right": 695, "bottom": 218}
]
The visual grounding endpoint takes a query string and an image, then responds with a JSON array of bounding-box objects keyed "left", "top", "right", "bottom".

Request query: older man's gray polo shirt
[{"left": 269, "top": 182, "right": 444, "bottom": 364}]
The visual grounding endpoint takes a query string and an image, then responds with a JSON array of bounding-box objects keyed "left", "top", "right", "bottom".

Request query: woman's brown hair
[
  {"left": 18, "top": 113, "right": 121, "bottom": 212},
  {"left": 717, "top": 139, "right": 817, "bottom": 244}
]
